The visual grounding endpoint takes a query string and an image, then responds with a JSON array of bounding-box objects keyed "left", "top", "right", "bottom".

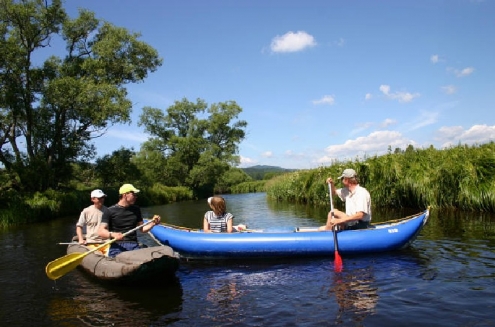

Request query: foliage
[
  {"left": 132, "top": 148, "right": 168, "bottom": 187},
  {"left": 214, "top": 167, "right": 252, "bottom": 193},
  {"left": 138, "top": 98, "right": 247, "bottom": 196},
  {"left": 95, "top": 147, "right": 141, "bottom": 187},
  {"left": 0, "top": 188, "right": 88, "bottom": 227},
  {"left": 266, "top": 143, "right": 495, "bottom": 212},
  {"left": 231, "top": 180, "right": 266, "bottom": 194},
  {"left": 0, "top": 0, "right": 162, "bottom": 192},
  {"left": 0, "top": 184, "right": 194, "bottom": 227},
  {"left": 144, "top": 183, "right": 194, "bottom": 206},
  {"left": 242, "top": 165, "right": 296, "bottom": 180}
]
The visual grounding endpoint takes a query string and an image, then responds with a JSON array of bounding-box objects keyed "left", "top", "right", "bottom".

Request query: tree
[
  {"left": 138, "top": 98, "right": 247, "bottom": 194},
  {"left": 95, "top": 147, "right": 141, "bottom": 187},
  {"left": 214, "top": 167, "right": 252, "bottom": 193},
  {"left": 0, "top": 0, "right": 162, "bottom": 191}
]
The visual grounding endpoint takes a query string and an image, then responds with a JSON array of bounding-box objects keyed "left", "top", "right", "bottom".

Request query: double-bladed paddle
[
  {"left": 328, "top": 183, "right": 343, "bottom": 272},
  {"left": 45, "top": 220, "right": 154, "bottom": 280}
]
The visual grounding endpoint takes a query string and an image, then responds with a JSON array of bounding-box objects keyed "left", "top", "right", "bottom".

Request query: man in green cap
[{"left": 98, "top": 183, "right": 161, "bottom": 257}]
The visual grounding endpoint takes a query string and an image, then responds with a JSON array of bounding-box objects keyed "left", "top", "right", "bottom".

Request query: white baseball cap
[
  {"left": 90, "top": 189, "right": 107, "bottom": 198},
  {"left": 338, "top": 168, "right": 357, "bottom": 179}
]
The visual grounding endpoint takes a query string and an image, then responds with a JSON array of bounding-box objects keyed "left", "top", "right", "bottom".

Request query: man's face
[
  {"left": 124, "top": 192, "right": 138, "bottom": 204},
  {"left": 91, "top": 197, "right": 106, "bottom": 206}
]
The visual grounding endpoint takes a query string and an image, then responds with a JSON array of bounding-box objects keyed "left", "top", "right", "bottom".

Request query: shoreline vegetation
[{"left": 2, "top": 143, "right": 495, "bottom": 227}]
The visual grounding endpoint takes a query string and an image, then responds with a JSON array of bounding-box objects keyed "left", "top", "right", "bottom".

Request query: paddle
[
  {"left": 328, "top": 183, "right": 343, "bottom": 272},
  {"left": 45, "top": 220, "right": 154, "bottom": 280}
]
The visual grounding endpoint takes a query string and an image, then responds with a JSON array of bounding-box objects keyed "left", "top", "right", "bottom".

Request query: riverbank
[
  {"left": 0, "top": 184, "right": 193, "bottom": 227},
  {"left": 3, "top": 142, "right": 495, "bottom": 227}
]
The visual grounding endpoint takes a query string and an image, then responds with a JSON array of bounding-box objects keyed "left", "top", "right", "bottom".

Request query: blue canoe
[{"left": 149, "top": 209, "right": 429, "bottom": 260}]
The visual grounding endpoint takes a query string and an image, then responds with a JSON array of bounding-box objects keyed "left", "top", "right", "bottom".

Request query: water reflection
[
  {"left": 421, "top": 209, "right": 495, "bottom": 242},
  {"left": 47, "top": 270, "right": 183, "bottom": 326},
  {"left": 331, "top": 267, "right": 378, "bottom": 325}
]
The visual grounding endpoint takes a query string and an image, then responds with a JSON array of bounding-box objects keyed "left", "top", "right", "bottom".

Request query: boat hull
[
  {"left": 67, "top": 244, "right": 180, "bottom": 283},
  {"left": 150, "top": 210, "right": 429, "bottom": 260}
]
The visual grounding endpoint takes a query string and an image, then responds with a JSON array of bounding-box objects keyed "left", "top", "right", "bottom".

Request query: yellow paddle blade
[{"left": 45, "top": 252, "right": 86, "bottom": 280}]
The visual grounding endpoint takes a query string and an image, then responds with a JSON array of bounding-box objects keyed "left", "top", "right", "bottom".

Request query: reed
[
  {"left": 231, "top": 180, "right": 266, "bottom": 194},
  {"left": 267, "top": 143, "right": 495, "bottom": 212}
]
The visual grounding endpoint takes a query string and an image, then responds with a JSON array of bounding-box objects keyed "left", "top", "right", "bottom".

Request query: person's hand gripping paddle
[{"left": 328, "top": 183, "right": 343, "bottom": 272}]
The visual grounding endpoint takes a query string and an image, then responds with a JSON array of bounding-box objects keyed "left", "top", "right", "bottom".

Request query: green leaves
[
  {"left": 0, "top": 0, "right": 162, "bottom": 192},
  {"left": 138, "top": 98, "right": 247, "bottom": 195}
]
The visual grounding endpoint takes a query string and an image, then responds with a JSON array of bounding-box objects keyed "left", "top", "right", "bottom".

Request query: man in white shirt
[
  {"left": 319, "top": 168, "right": 372, "bottom": 231},
  {"left": 76, "top": 189, "right": 109, "bottom": 244}
]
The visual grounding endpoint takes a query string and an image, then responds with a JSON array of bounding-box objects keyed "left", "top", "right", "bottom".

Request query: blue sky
[{"left": 60, "top": 0, "right": 495, "bottom": 169}]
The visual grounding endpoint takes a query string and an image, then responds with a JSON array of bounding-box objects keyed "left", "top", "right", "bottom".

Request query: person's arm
[
  {"left": 226, "top": 215, "right": 233, "bottom": 233},
  {"left": 97, "top": 220, "right": 124, "bottom": 241},
  {"left": 203, "top": 216, "right": 212, "bottom": 233},
  {"left": 139, "top": 215, "right": 161, "bottom": 233},
  {"left": 76, "top": 225, "right": 85, "bottom": 244}
]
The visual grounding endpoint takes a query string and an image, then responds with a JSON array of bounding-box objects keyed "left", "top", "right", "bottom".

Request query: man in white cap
[
  {"left": 98, "top": 184, "right": 161, "bottom": 257},
  {"left": 319, "top": 168, "right": 372, "bottom": 231},
  {"left": 76, "top": 189, "right": 109, "bottom": 245}
]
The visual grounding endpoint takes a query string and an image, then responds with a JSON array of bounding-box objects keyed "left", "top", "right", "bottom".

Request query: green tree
[
  {"left": 138, "top": 98, "right": 247, "bottom": 195},
  {"left": 95, "top": 147, "right": 141, "bottom": 187},
  {"left": 0, "top": 0, "right": 162, "bottom": 191},
  {"left": 132, "top": 147, "right": 168, "bottom": 187},
  {"left": 214, "top": 167, "right": 252, "bottom": 193}
]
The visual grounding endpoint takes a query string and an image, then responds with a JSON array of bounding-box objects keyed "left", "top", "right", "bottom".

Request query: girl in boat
[{"left": 204, "top": 196, "right": 234, "bottom": 233}]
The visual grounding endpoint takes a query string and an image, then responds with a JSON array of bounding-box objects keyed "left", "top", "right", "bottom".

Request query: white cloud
[
  {"left": 313, "top": 95, "right": 335, "bottom": 105},
  {"left": 379, "top": 85, "right": 390, "bottom": 94},
  {"left": 365, "top": 93, "right": 372, "bottom": 101},
  {"left": 240, "top": 156, "right": 257, "bottom": 166},
  {"left": 335, "top": 37, "right": 345, "bottom": 47},
  {"left": 318, "top": 130, "right": 417, "bottom": 164},
  {"left": 437, "top": 124, "right": 495, "bottom": 147},
  {"left": 379, "top": 84, "right": 420, "bottom": 103},
  {"left": 270, "top": 31, "right": 317, "bottom": 53},
  {"left": 441, "top": 85, "right": 457, "bottom": 94},
  {"left": 430, "top": 54, "right": 439, "bottom": 64},
  {"left": 261, "top": 151, "right": 273, "bottom": 158},
  {"left": 380, "top": 118, "right": 397, "bottom": 128},
  {"left": 448, "top": 66, "right": 475, "bottom": 77}
]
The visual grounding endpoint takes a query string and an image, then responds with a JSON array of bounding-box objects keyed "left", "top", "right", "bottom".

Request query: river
[{"left": 1, "top": 192, "right": 494, "bottom": 326}]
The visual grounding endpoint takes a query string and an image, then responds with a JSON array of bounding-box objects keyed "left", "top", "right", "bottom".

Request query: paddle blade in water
[
  {"left": 334, "top": 251, "right": 343, "bottom": 273},
  {"left": 45, "top": 252, "right": 85, "bottom": 280}
]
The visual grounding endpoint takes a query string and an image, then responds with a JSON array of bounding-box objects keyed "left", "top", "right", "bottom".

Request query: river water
[{"left": 1, "top": 192, "right": 494, "bottom": 326}]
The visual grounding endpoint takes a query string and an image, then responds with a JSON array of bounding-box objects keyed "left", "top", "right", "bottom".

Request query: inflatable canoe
[
  {"left": 149, "top": 209, "right": 429, "bottom": 260},
  {"left": 66, "top": 244, "right": 180, "bottom": 283}
]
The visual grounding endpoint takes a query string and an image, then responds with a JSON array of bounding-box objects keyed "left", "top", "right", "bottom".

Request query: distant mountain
[{"left": 241, "top": 165, "right": 296, "bottom": 180}]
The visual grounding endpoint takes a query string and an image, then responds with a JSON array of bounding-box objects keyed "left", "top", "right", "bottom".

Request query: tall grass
[
  {"left": 231, "top": 181, "right": 266, "bottom": 194},
  {"left": 267, "top": 143, "right": 495, "bottom": 212}
]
